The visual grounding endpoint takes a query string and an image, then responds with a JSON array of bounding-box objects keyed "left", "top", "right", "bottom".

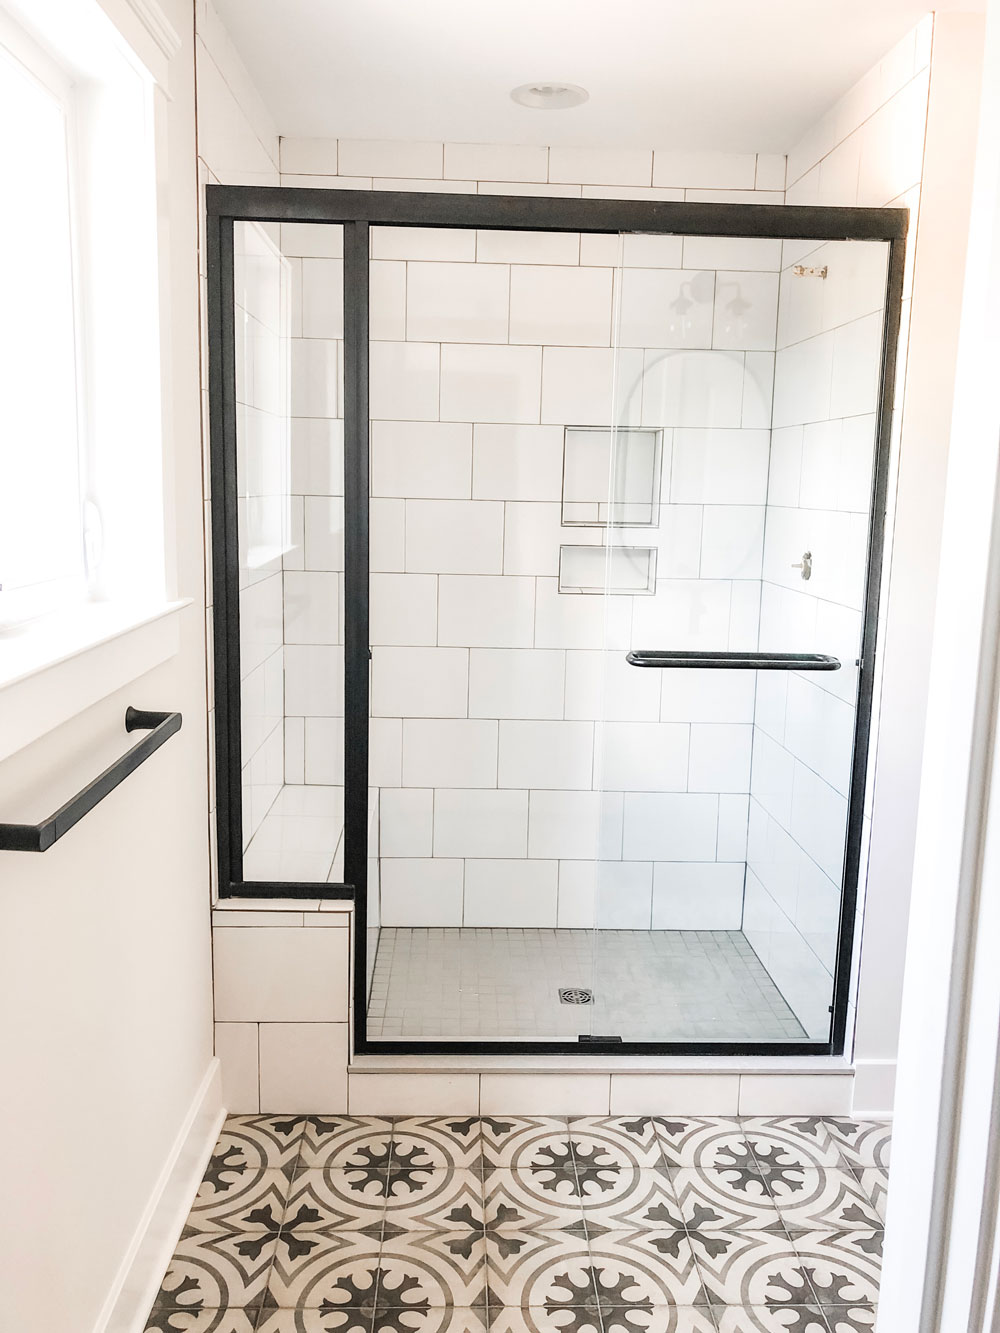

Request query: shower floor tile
[{"left": 365, "top": 928, "right": 808, "bottom": 1043}]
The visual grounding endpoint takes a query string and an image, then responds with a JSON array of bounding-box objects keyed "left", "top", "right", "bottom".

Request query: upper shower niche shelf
[{"left": 561, "top": 426, "right": 663, "bottom": 528}]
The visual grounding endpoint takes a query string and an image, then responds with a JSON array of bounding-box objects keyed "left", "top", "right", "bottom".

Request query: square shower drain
[{"left": 559, "top": 987, "right": 594, "bottom": 1004}]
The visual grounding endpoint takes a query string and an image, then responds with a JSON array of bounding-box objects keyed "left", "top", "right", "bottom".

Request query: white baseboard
[
  {"left": 852, "top": 1058, "right": 897, "bottom": 1116},
  {"left": 94, "top": 1057, "right": 225, "bottom": 1333}
]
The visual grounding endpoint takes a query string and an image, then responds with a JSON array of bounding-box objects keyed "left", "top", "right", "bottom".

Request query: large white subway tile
[
  {"left": 369, "top": 341, "right": 440, "bottom": 420},
  {"left": 445, "top": 141, "right": 548, "bottom": 181},
  {"left": 476, "top": 229, "right": 579, "bottom": 265},
  {"left": 622, "top": 793, "right": 718, "bottom": 860},
  {"left": 671, "top": 429, "right": 770, "bottom": 505},
  {"left": 303, "top": 717, "right": 344, "bottom": 785},
  {"left": 737, "top": 1074, "right": 853, "bottom": 1116},
  {"left": 370, "top": 717, "right": 403, "bottom": 787},
  {"left": 830, "top": 312, "right": 883, "bottom": 419},
  {"left": 379, "top": 858, "right": 465, "bottom": 925},
  {"left": 291, "top": 339, "right": 339, "bottom": 417},
  {"left": 718, "top": 794, "right": 750, "bottom": 860},
  {"left": 338, "top": 139, "right": 443, "bottom": 177},
  {"left": 405, "top": 499, "right": 504, "bottom": 574},
  {"left": 379, "top": 787, "right": 434, "bottom": 857},
  {"left": 214, "top": 928, "right": 349, "bottom": 1021},
  {"left": 651, "top": 862, "right": 745, "bottom": 928},
  {"left": 767, "top": 426, "right": 803, "bottom": 507},
  {"left": 371, "top": 498, "right": 406, "bottom": 572},
  {"left": 472, "top": 424, "right": 564, "bottom": 501},
  {"left": 258, "top": 1023, "right": 348, "bottom": 1113},
  {"left": 534, "top": 578, "right": 632, "bottom": 651},
  {"left": 477, "top": 180, "right": 581, "bottom": 198},
  {"left": 374, "top": 177, "right": 475, "bottom": 194},
  {"left": 529, "top": 790, "right": 624, "bottom": 860},
  {"left": 559, "top": 859, "right": 653, "bottom": 928},
  {"left": 639, "top": 349, "right": 744, "bottom": 428},
  {"left": 509, "top": 265, "right": 614, "bottom": 346},
  {"left": 755, "top": 153, "right": 787, "bottom": 191},
  {"left": 750, "top": 731, "right": 796, "bottom": 826},
  {"left": 618, "top": 269, "right": 713, "bottom": 349},
  {"left": 652, "top": 150, "right": 756, "bottom": 189},
  {"left": 659, "top": 669, "right": 756, "bottom": 724},
  {"left": 291, "top": 417, "right": 344, "bottom": 498},
  {"left": 285, "top": 645, "right": 344, "bottom": 716},
  {"left": 542, "top": 347, "right": 643, "bottom": 427},
  {"left": 581, "top": 185, "right": 682, "bottom": 202},
  {"left": 371, "top": 260, "right": 407, "bottom": 341},
  {"left": 682, "top": 236, "right": 783, "bottom": 272},
  {"left": 301, "top": 258, "right": 344, "bottom": 338},
  {"left": 599, "top": 722, "right": 689, "bottom": 792},
  {"left": 700, "top": 505, "right": 765, "bottom": 579},
  {"left": 371, "top": 421, "right": 472, "bottom": 499},
  {"left": 434, "top": 789, "right": 529, "bottom": 858},
  {"left": 279, "top": 221, "right": 344, "bottom": 259},
  {"left": 349, "top": 1072, "right": 480, "bottom": 1115},
  {"left": 372, "top": 226, "right": 476, "bottom": 262},
  {"left": 279, "top": 137, "right": 338, "bottom": 174},
  {"left": 566, "top": 650, "right": 660, "bottom": 723},
  {"left": 621, "top": 234, "right": 684, "bottom": 268},
  {"left": 499, "top": 720, "right": 594, "bottom": 789},
  {"left": 283, "top": 570, "right": 339, "bottom": 645},
  {"left": 371, "top": 646, "right": 469, "bottom": 718},
  {"left": 464, "top": 858, "right": 558, "bottom": 925},
  {"left": 370, "top": 572, "right": 438, "bottom": 646},
  {"left": 407, "top": 260, "right": 510, "bottom": 343},
  {"left": 480, "top": 1073, "right": 610, "bottom": 1115},
  {"left": 215, "top": 1023, "right": 259, "bottom": 1113},
  {"left": 742, "top": 352, "right": 774, "bottom": 428},
  {"left": 503, "top": 502, "right": 584, "bottom": 577},
  {"left": 790, "top": 762, "right": 848, "bottom": 883},
  {"left": 713, "top": 271, "right": 779, "bottom": 352},
  {"left": 631, "top": 579, "right": 731, "bottom": 651},
  {"left": 440, "top": 343, "right": 542, "bottom": 424},
  {"left": 784, "top": 674, "right": 855, "bottom": 796},
  {"left": 610, "top": 1073, "right": 741, "bottom": 1115},
  {"left": 438, "top": 574, "right": 536, "bottom": 648},
  {"left": 402, "top": 719, "right": 499, "bottom": 787},
  {"left": 549, "top": 146, "right": 652, "bottom": 186},
  {"left": 689, "top": 723, "right": 753, "bottom": 793},
  {"left": 303, "top": 496, "right": 345, "bottom": 572},
  {"left": 469, "top": 648, "right": 565, "bottom": 719},
  {"left": 772, "top": 336, "right": 834, "bottom": 428}
]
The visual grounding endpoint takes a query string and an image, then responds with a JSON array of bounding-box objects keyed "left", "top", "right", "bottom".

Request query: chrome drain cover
[{"left": 559, "top": 987, "right": 594, "bottom": 1005}]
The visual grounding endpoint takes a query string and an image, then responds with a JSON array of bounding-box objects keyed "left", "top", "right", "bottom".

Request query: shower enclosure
[{"left": 208, "top": 187, "right": 905, "bottom": 1056}]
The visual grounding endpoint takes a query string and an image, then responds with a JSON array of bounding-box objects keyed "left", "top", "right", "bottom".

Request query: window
[{"left": 0, "top": 31, "right": 86, "bottom": 625}]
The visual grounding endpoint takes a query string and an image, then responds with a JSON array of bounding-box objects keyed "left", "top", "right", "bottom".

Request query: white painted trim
[
  {"left": 93, "top": 1058, "right": 224, "bottom": 1333},
  {"left": 124, "top": 0, "right": 181, "bottom": 61}
]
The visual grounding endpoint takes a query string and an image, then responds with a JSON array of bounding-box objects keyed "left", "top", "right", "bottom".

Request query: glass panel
[
  {"left": 592, "top": 231, "right": 891, "bottom": 1044},
  {"left": 234, "top": 220, "right": 345, "bottom": 883},
  {"left": 365, "top": 224, "right": 632, "bottom": 1042}
]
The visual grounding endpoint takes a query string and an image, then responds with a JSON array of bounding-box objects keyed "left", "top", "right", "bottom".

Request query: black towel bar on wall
[
  {"left": 0, "top": 707, "right": 182, "bottom": 852},
  {"left": 626, "top": 650, "right": 842, "bottom": 671}
]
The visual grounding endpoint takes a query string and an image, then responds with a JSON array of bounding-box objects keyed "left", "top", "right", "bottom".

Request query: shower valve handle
[{"left": 792, "top": 551, "right": 813, "bottom": 580}]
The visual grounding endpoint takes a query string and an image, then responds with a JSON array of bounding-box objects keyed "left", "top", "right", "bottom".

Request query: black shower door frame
[{"left": 206, "top": 184, "right": 907, "bottom": 1058}]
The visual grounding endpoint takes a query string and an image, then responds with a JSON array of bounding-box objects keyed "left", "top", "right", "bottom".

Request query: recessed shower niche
[{"left": 208, "top": 186, "right": 906, "bottom": 1055}]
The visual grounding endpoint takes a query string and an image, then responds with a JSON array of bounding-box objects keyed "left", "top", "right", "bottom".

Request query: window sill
[{"left": 0, "top": 599, "right": 191, "bottom": 763}]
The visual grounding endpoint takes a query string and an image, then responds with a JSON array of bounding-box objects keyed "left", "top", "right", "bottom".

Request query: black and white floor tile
[{"left": 145, "top": 1115, "right": 891, "bottom": 1333}]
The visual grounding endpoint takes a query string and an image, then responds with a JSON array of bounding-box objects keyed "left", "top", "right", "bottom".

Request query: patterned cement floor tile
[
  {"left": 297, "top": 1119, "right": 395, "bottom": 1171},
  {"left": 256, "top": 1310, "right": 375, "bottom": 1333},
  {"left": 265, "top": 1232, "right": 382, "bottom": 1310},
  {"left": 143, "top": 1309, "right": 260, "bottom": 1333},
  {"left": 484, "top": 1169, "right": 586, "bottom": 1231},
  {"left": 649, "top": 1119, "right": 746, "bottom": 1171},
  {"left": 483, "top": 1233, "right": 595, "bottom": 1309},
  {"left": 392, "top": 1119, "right": 486, "bottom": 1171},
  {"left": 286, "top": 1171, "right": 389, "bottom": 1232},
  {"left": 188, "top": 1168, "right": 293, "bottom": 1234},
  {"left": 851, "top": 1170, "right": 887, "bottom": 1223},
  {"left": 787, "top": 1232, "right": 881, "bottom": 1306},
  {"left": 816, "top": 1122, "right": 890, "bottom": 1171},
  {"left": 670, "top": 1172, "right": 783, "bottom": 1233},
  {"left": 712, "top": 1306, "right": 830, "bottom": 1332},
  {"left": 574, "top": 1171, "right": 679, "bottom": 1232},
  {"left": 150, "top": 1230, "right": 280, "bottom": 1316},
  {"left": 370, "top": 1308, "right": 492, "bottom": 1333},
  {"left": 218, "top": 1117, "right": 307, "bottom": 1169},
  {"left": 687, "top": 1232, "right": 807, "bottom": 1308},
  {"left": 488, "top": 1308, "right": 603, "bottom": 1333},
  {"left": 382, "top": 1171, "right": 485, "bottom": 1231},
  {"left": 738, "top": 1122, "right": 842, "bottom": 1171},
  {"left": 479, "top": 1119, "right": 574, "bottom": 1170},
  {"left": 587, "top": 1231, "right": 708, "bottom": 1307},
  {"left": 565, "top": 1119, "right": 668, "bottom": 1171},
  {"left": 376, "top": 1232, "right": 490, "bottom": 1308},
  {"left": 598, "top": 1310, "right": 718, "bottom": 1333},
  {"left": 821, "top": 1306, "right": 877, "bottom": 1332},
  {"left": 767, "top": 1173, "right": 882, "bottom": 1233}
]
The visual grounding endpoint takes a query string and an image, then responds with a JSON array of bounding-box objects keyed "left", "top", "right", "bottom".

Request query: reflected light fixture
[{"left": 510, "top": 82, "right": 589, "bottom": 110}]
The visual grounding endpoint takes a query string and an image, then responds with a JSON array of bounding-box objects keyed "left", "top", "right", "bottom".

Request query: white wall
[{"left": 0, "top": 1, "right": 215, "bottom": 1330}]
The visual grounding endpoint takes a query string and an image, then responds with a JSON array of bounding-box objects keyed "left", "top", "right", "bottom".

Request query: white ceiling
[{"left": 212, "top": 0, "right": 973, "bottom": 153}]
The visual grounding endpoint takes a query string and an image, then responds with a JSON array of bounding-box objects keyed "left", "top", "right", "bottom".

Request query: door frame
[{"left": 206, "top": 184, "right": 907, "bottom": 1057}]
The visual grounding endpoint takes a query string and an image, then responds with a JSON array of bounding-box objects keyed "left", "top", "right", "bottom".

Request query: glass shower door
[{"left": 589, "top": 230, "right": 891, "bottom": 1046}]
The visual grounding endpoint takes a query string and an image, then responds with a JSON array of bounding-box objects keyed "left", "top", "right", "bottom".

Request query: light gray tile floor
[{"left": 366, "top": 927, "right": 808, "bottom": 1042}]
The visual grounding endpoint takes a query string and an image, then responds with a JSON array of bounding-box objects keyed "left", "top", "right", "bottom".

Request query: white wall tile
[
  {"left": 349, "top": 1072, "right": 480, "bottom": 1115},
  {"left": 371, "top": 260, "right": 407, "bottom": 341},
  {"left": 215, "top": 1022, "right": 259, "bottom": 1113},
  {"left": 659, "top": 669, "right": 756, "bottom": 724},
  {"left": 639, "top": 349, "right": 744, "bottom": 428},
  {"left": 767, "top": 426, "right": 803, "bottom": 506},
  {"left": 652, "top": 150, "right": 757, "bottom": 189},
  {"left": 622, "top": 793, "right": 718, "bottom": 860},
  {"left": 700, "top": 505, "right": 765, "bottom": 579},
  {"left": 610, "top": 1073, "right": 741, "bottom": 1114},
  {"left": 713, "top": 271, "right": 779, "bottom": 352},
  {"left": 214, "top": 928, "right": 349, "bottom": 1021},
  {"left": 549, "top": 146, "right": 652, "bottom": 186},
  {"left": 631, "top": 579, "right": 731, "bottom": 651},
  {"left": 440, "top": 343, "right": 542, "bottom": 424},
  {"left": 338, "top": 139, "right": 443, "bottom": 177},
  {"left": 737, "top": 1074, "right": 853, "bottom": 1115},
  {"left": 303, "top": 717, "right": 344, "bottom": 785},
  {"left": 509, "top": 265, "right": 613, "bottom": 346},
  {"left": 280, "top": 221, "right": 344, "bottom": 259},
  {"left": 258, "top": 1023, "right": 348, "bottom": 1113},
  {"left": 671, "top": 429, "right": 770, "bottom": 505},
  {"left": 283, "top": 570, "right": 339, "bottom": 644},
  {"left": 284, "top": 718, "right": 305, "bottom": 786},
  {"left": 718, "top": 794, "right": 751, "bottom": 861},
  {"left": 529, "top": 790, "right": 623, "bottom": 860},
  {"left": 476, "top": 229, "right": 579, "bottom": 265},
  {"left": 371, "top": 421, "right": 472, "bottom": 499},
  {"left": 830, "top": 312, "right": 883, "bottom": 418},
  {"left": 371, "top": 646, "right": 469, "bottom": 718},
  {"left": 682, "top": 236, "right": 783, "bottom": 272},
  {"left": 790, "top": 761, "right": 848, "bottom": 883},
  {"left": 651, "top": 862, "right": 745, "bottom": 928},
  {"left": 407, "top": 260, "right": 510, "bottom": 343},
  {"left": 498, "top": 720, "right": 594, "bottom": 789},
  {"left": 621, "top": 234, "right": 684, "bottom": 268},
  {"left": 566, "top": 650, "right": 661, "bottom": 723},
  {"left": 370, "top": 717, "right": 403, "bottom": 787},
  {"left": 464, "top": 859, "right": 558, "bottom": 926},
  {"left": 379, "top": 787, "right": 434, "bottom": 857},
  {"left": 405, "top": 499, "right": 504, "bottom": 574},
  {"left": 438, "top": 574, "right": 536, "bottom": 648},
  {"left": 372, "top": 226, "right": 475, "bottom": 262},
  {"left": 402, "top": 719, "right": 498, "bottom": 788},
  {"left": 742, "top": 352, "right": 775, "bottom": 428},
  {"left": 279, "top": 137, "right": 338, "bottom": 174},
  {"left": 370, "top": 572, "right": 438, "bottom": 646},
  {"left": 374, "top": 177, "right": 475, "bottom": 194},
  {"left": 618, "top": 269, "right": 713, "bottom": 349},
  {"left": 480, "top": 1073, "right": 610, "bottom": 1115},
  {"left": 599, "top": 722, "right": 689, "bottom": 792},
  {"left": 380, "top": 857, "right": 465, "bottom": 925},
  {"left": 291, "top": 417, "right": 343, "bottom": 497},
  {"left": 542, "top": 347, "right": 642, "bottom": 427},
  {"left": 784, "top": 674, "right": 855, "bottom": 795},
  {"left": 369, "top": 341, "right": 440, "bottom": 421},
  {"left": 291, "top": 339, "right": 338, "bottom": 417},
  {"left": 689, "top": 723, "right": 753, "bottom": 793},
  {"left": 477, "top": 180, "right": 581, "bottom": 198},
  {"left": 534, "top": 577, "right": 632, "bottom": 651},
  {"left": 371, "top": 498, "right": 406, "bottom": 572},
  {"left": 558, "top": 859, "right": 653, "bottom": 928},
  {"left": 503, "top": 502, "right": 579, "bottom": 577},
  {"left": 434, "top": 788, "right": 529, "bottom": 858},
  {"left": 472, "top": 424, "right": 564, "bottom": 502},
  {"left": 301, "top": 258, "right": 344, "bottom": 338},
  {"left": 303, "top": 496, "right": 345, "bottom": 572},
  {"left": 755, "top": 154, "right": 788, "bottom": 191},
  {"left": 444, "top": 141, "right": 548, "bottom": 182},
  {"left": 285, "top": 645, "right": 343, "bottom": 716},
  {"left": 469, "top": 648, "right": 565, "bottom": 719}
]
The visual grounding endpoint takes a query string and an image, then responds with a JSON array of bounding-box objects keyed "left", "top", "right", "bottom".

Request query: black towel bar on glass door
[
  {"left": 626, "top": 650, "right": 842, "bottom": 671},
  {"left": 0, "top": 707, "right": 182, "bottom": 852}
]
